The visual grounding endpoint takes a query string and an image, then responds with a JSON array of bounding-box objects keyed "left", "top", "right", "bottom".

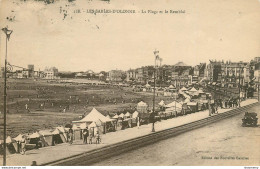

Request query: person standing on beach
[
  {"left": 20, "top": 135, "right": 26, "bottom": 155},
  {"left": 82, "top": 127, "right": 89, "bottom": 144},
  {"left": 68, "top": 127, "right": 73, "bottom": 144}
]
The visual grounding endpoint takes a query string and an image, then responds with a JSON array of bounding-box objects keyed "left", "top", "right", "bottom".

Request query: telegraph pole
[{"left": 2, "top": 26, "right": 13, "bottom": 166}]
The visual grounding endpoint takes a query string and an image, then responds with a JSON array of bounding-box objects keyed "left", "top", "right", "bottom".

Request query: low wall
[{"left": 42, "top": 102, "right": 260, "bottom": 166}]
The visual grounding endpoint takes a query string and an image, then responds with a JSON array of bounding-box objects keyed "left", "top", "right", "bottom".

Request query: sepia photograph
[{"left": 0, "top": 0, "right": 259, "bottom": 167}]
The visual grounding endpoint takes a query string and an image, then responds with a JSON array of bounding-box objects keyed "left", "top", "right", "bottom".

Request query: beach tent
[
  {"left": 52, "top": 128, "right": 66, "bottom": 144},
  {"left": 56, "top": 126, "right": 68, "bottom": 141},
  {"left": 145, "top": 83, "right": 151, "bottom": 88},
  {"left": 137, "top": 101, "right": 148, "bottom": 113},
  {"left": 189, "top": 87, "right": 198, "bottom": 92},
  {"left": 88, "top": 121, "right": 103, "bottom": 136},
  {"left": 112, "top": 114, "right": 119, "bottom": 119},
  {"left": 169, "top": 85, "right": 175, "bottom": 89},
  {"left": 124, "top": 112, "right": 131, "bottom": 118},
  {"left": 158, "top": 100, "right": 165, "bottom": 106},
  {"left": 137, "top": 101, "right": 147, "bottom": 106},
  {"left": 187, "top": 102, "right": 198, "bottom": 112},
  {"left": 165, "top": 101, "right": 183, "bottom": 109},
  {"left": 7, "top": 136, "right": 18, "bottom": 153},
  {"left": 0, "top": 136, "right": 17, "bottom": 154},
  {"left": 28, "top": 132, "right": 47, "bottom": 148},
  {"left": 132, "top": 111, "right": 139, "bottom": 118},
  {"left": 119, "top": 113, "right": 125, "bottom": 118},
  {"left": 14, "top": 134, "right": 25, "bottom": 142},
  {"left": 39, "top": 130, "right": 53, "bottom": 146},
  {"left": 198, "top": 89, "right": 205, "bottom": 94},
  {"left": 184, "top": 98, "right": 191, "bottom": 103},
  {"left": 165, "top": 106, "right": 182, "bottom": 112},
  {"left": 80, "top": 123, "right": 87, "bottom": 129},
  {"left": 74, "top": 108, "right": 110, "bottom": 123},
  {"left": 106, "top": 115, "right": 111, "bottom": 119},
  {"left": 180, "top": 87, "right": 188, "bottom": 91}
]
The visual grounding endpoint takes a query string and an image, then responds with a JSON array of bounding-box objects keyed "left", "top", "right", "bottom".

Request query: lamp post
[
  {"left": 2, "top": 26, "right": 13, "bottom": 166},
  {"left": 257, "top": 77, "right": 259, "bottom": 102},
  {"left": 152, "top": 50, "right": 160, "bottom": 132},
  {"left": 238, "top": 66, "right": 244, "bottom": 107}
]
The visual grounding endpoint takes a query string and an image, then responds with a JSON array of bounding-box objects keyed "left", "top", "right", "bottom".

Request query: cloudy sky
[{"left": 0, "top": 0, "right": 260, "bottom": 72}]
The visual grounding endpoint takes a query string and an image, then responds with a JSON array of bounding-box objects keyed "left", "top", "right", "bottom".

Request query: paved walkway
[{"left": 1, "top": 99, "right": 258, "bottom": 166}]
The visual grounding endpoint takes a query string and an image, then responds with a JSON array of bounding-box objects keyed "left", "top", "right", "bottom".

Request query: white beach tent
[
  {"left": 189, "top": 87, "right": 198, "bottom": 92},
  {"left": 125, "top": 112, "right": 131, "bottom": 117},
  {"left": 184, "top": 98, "right": 191, "bottom": 103},
  {"left": 180, "top": 87, "right": 188, "bottom": 91},
  {"left": 158, "top": 100, "right": 165, "bottom": 106},
  {"left": 52, "top": 128, "right": 66, "bottom": 143},
  {"left": 137, "top": 101, "right": 147, "bottom": 106},
  {"left": 74, "top": 108, "right": 110, "bottom": 123},
  {"left": 145, "top": 83, "right": 151, "bottom": 88},
  {"left": 39, "top": 130, "right": 53, "bottom": 146},
  {"left": 165, "top": 101, "right": 183, "bottom": 109},
  {"left": 112, "top": 114, "right": 119, "bottom": 119},
  {"left": 165, "top": 106, "right": 182, "bottom": 112},
  {"left": 28, "top": 132, "right": 41, "bottom": 139},
  {"left": 132, "top": 111, "right": 139, "bottom": 118},
  {"left": 169, "top": 85, "right": 175, "bottom": 89},
  {"left": 6, "top": 136, "right": 15, "bottom": 144},
  {"left": 80, "top": 123, "right": 87, "bottom": 129},
  {"left": 14, "top": 134, "right": 25, "bottom": 142},
  {"left": 119, "top": 113, "right": 125, "bottom": 118},
  {"left": 88, "top": 121, "right": 101, "bottom": 136}
]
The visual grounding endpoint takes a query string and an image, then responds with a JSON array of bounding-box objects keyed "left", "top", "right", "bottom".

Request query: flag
[{"left": 153, "top": 50, "right": 159, "bottom": 55}]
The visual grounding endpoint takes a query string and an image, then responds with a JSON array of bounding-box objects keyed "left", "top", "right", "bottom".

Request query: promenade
[{"left": 1, "top": 99, "right": 258, "bottom": 166}]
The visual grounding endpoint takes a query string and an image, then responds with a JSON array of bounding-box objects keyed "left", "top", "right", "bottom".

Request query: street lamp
[
  {"left": 2, "top": 26, "right": 13, "bottom": 166},
  {"left": 152, "top": 50, "right": 160, "bottom": 132}
]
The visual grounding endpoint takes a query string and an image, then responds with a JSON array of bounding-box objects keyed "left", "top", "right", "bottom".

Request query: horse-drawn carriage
[{"left": 242, "top": 112, "right": 258, "bottom": 127}]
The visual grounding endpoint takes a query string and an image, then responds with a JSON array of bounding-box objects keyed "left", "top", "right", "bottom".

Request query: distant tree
[{"left": 121, "top": 73, "right": 127, "bottom": 81}]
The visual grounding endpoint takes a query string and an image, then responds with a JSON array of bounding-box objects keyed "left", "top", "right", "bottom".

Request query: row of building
[
  {"left": 123, "top": 57, "right": 260, "bottom": 88},
  {"left": 0, "top": 65, "right": 59, "bottom": 80},
  {"left": 1, "top": 57, "right": 260, "bottom": 87}
]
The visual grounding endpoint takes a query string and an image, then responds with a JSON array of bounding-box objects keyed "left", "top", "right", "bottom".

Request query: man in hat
[{"left": 82, "top": 127, "right": 89, "bottom": 144}]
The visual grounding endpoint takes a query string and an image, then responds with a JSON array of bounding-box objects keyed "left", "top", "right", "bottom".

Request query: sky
[{"left": 0, "top": 0, "right": 260, "bottom": 72}]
